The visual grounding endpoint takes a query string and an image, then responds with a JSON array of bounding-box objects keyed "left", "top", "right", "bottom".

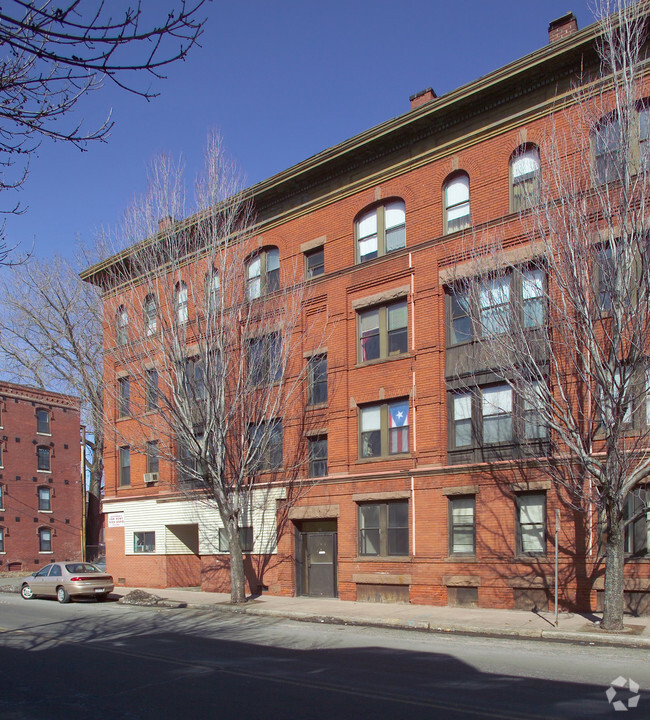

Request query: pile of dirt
[{"left": 118, "top": 589, "right": 184, "bottom": 608}]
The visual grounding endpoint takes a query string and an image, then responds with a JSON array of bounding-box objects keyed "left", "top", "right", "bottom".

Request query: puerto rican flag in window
[{"left": 389, "top": 400, "right": 409, "bottom": 454}]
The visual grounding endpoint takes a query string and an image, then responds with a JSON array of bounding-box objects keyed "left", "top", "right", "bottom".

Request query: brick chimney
[
  {"left": 410, "top": 87, "right": 437, "bottom": 110},
  {"left": 158, "top": 216, "right": 174, "bottom": 232},
  {"left": 548, "top": 12, "right": 578, "bottom": 43}
]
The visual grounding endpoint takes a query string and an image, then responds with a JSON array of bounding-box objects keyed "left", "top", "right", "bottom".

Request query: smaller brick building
[{"left": 0, "top": 382, "right": 83, "bottom": 571}]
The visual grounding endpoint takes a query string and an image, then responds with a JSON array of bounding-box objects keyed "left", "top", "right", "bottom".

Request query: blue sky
[{"left": 3, "top": 0, "right": 594, "bottom": 261}]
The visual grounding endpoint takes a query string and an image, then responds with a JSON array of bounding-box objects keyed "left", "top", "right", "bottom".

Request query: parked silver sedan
[{"left": 20, "top": 562, "right": 114, "bottom": 603}]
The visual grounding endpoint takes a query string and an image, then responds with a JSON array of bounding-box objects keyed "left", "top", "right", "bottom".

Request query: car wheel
[
  {"left": 96, "top": 593, "right": 108, "bottom": 602},
  {"left": 20, "top": 584, "right": 34, "bottom": 600},
  {"left": 56, "top": 586, "right": 71, "bottom": 604}
]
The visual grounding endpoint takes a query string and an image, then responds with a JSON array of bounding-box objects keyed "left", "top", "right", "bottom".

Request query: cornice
[
  {"left": 0, "top": 381, "right": 81, "bottom": 410},
  {"left": 81, "top": 9, "right": 640, "bottom": 287}
]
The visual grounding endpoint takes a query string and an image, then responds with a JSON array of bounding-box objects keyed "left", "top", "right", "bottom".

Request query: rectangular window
[
  {"left": 38, "top": 487, "right": 51, "bottom": 511},
  {"left": 522, "top": 269, "right": 544, "bottom": 328},
  {"left": 358, "top": 300, "right": 407, "bottom": 362},
  {"left": 37, "top": 446, "right": 51, "bottom": 472},
  {"left": 482, "top": 385, "right": 513, "bottom": 444},
  {"left": 450, "top": 288, "right": 472, "bottom": 344},
  {"left": 248, "top": 333, "right": 282, "bottom": 386},
  {"left": 360, "top": 400, "right": 409, "bottom": 458},
  {"left": 185, "top": 357, "right": 206, "bottom": 400},
  {"left": 118, "top": 377, "right": 130, "bottom": 417},
  {"left": 0, "top": 527, "right": 4, "bottom": 553},
  {"left": 597, "top": 245, "right": 615, "bottom": 311},
  {"left": 0, "top": 485, "right": 3, "bottom": 508},
  {"left": 146, "top": 369, "right": 159, "bottom": 411},
  {"left": 36, "top": 409, "right": 50, "bottom": 434},
  {"left": 523, "top": 381, "right": 548, "bottom": 440},
  {"left": 146, "top": 441, "right": 159, "bottom": 474},
  {"left": 305, "top": 247, "right": 324, "bottom": 278},
  {"left": 308, "top": 435, "right": 328, "bottom": 477},
  {"left": 480, "top": 276, "right": 510, "bottom": 336},
  {"left": 452, "top": 393, "right": 473, "bottom": 448},
  {"left": 449, "top": 496, "right": 476, "bottom": 555},
  {"left": 218, "top": 526, "right": 253, "bottom": 553},
  {"left": 134, "top": 531, "right": 155, "bottom": 553},
  {"left": 624, "top": 487, "right": 649, "bottom": 556},
  {"left": 517, "top": 493, "right": 546, "bottom": 555},
  {"left": 249, "top": 420, "right": 283, "bottom": 472},
  {"left": 39, "top": 528, "right": 52, "bottom": 552},
  {"left": 358, "top": 501, "right": 408, "bottom": 557},
  {"left": 308, "top": 354, "right": 327, "bottom": 405},
  {"left": 119, "top": 446, "right": 131, "bottom": 486}
]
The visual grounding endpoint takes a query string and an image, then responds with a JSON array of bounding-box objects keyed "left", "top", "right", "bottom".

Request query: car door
[
  {"left": 46, "top": 563, "right": 63, "bottom": 596},
  {"left": 30, "top": 565, "right": 53, "bottom": 595}
]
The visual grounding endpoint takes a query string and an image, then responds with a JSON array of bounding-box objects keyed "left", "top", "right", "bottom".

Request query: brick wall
[{"left": 0, "top": 383, "right": 82, "bottom": 572}]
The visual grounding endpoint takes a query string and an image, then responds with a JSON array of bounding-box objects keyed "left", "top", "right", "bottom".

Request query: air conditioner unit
[{"left": 143, "top": 472, "right": 159, "bottom": 484}]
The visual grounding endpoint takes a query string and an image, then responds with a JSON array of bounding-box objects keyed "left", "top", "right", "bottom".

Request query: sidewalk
[{"left": 113, "top": 585, "right": 650, "bottom": 649}]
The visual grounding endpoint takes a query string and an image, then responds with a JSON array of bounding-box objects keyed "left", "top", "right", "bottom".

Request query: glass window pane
[
  {"left": 267, "top": 248, "right": 279, "bottom": 271},
  {"left": 384, "top": 201, "right": 405, "bottom": 229},
  {"left": 386, "top": 225, "right": 406, "bottom": 252},
  {"left": 360, "top": 504, "right": 380, "bottom": 528},
  {"left": 357, "top": 210, "right": 377, "bottom": 238},
  {"left": 388, "top": 303, "right": 407, "bottom": 330},
  {"left": 446, "top": 175, "right": 469, "bottom": 206},
  {"left": 248, "top": 256, "right": 261, "bottom": 279},
  {"left": 388, "top": 502, "right": 408, "bottom": 527},
  {"left": 388, "top": 528, "right": 409, "bottom": 555},
  {"left": 359, "top": 234, "right": 378, "bottom": 261},
  {"left": 520, "top": 495, "right": 544, "bottom": 524}
]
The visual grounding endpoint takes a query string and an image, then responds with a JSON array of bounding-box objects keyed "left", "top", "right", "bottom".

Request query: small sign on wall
[{"left": 107, "top": 512, "right": 125, "bottom": 528}]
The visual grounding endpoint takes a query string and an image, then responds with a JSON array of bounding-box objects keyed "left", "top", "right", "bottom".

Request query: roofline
[{"left": 81, "top": 10, "right": 612, "bottom": 285}]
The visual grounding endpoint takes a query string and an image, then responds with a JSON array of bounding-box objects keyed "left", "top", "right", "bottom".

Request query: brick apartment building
[
  {"left": 82, "top": 10, "right": 650, "bottom": 612},
  {"left": 0, "top": 382, "right": 83, "bottom": 572}
]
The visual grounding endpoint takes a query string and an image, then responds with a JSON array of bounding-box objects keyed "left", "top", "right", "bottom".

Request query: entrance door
[{"left": 306, "top": 532, "right": 337, "bottom": 597}]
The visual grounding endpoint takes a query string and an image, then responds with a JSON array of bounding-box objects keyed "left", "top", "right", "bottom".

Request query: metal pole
[{"left": 554, "top": 509, "right": 560, "bottom": 627}]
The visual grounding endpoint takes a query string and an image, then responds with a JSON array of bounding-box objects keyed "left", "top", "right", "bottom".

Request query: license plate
[{"left": 94, "top": 588, "right": 104, "bottom": 593}]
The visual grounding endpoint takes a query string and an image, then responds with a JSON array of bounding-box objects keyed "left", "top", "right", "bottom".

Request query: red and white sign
[{"left": 107, "top": 512, "right": 125, "bottom": 528}]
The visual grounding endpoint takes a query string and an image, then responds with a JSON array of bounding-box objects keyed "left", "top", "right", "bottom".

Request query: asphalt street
[{"left": 0, "top": 593, "right": 647, "bottom": 719}]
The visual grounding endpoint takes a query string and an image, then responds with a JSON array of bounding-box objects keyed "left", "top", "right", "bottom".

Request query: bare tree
[
  {"left": 0, "top": 251, "right": 105, "bottom": 554},
  {"left": 0, "top": 0, "right": 207, "bottom": 253},
  {"left": 450, "top": 0, "right": 650, "bottom": 630},
  {"left": 86, "top": 136, "right": 319, "bottom": 603}
]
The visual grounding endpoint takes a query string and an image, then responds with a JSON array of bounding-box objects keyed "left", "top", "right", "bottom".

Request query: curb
[{"left": 182, "top": 601, "right": 650, "bottom": 649}]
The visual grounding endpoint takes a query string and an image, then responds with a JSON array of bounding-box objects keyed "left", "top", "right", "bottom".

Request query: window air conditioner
[{"left": 143, "top": 472, "right": 159, "bottom": 484}]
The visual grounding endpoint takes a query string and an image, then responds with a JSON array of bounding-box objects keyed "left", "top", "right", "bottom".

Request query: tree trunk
[
  {"left": 228, "top": 523, "right": 247, "bottom": 604},
  {"left": 601, "top": 518, "right": 625, "bottom": 632}
]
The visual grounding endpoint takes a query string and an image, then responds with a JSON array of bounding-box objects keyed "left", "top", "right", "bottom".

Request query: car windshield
[{"left": 65, "top": 563, "right": 102, "bottom": 574}]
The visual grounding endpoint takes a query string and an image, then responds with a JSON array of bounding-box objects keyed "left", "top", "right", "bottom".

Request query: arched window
[
  {"left": 510, "top": 145, "right": 540, "bottom": 212},
  {"left": 175, "top": 282, "right": 188, "bottom": 325},
  {"left": 116, "top": 305, "right": 128, "bottom": 346},
  {"left": 356, "top": 199, "right": 406, "bottom": 263},
  {"left": 246, "top": 247, "right": 279, "bottom": 300},
  {"left": 206, "top": 268, "right": 220, "bottom": 312},
  {"left": 38, "top": 487, "right": 51, "bottom": 512},
  {"left": 38, "top": 527, "right": 52, "bottom": 552},
  {"left": 593, "top": 114, "right": 621, "bottom": 184},
  {"left": 37, "top": 446, "right": 51, "bottom": 472},
  {"left": 36, "top": 409, "right": 50, "bottom": 434},
  {"left": 144, "top": 293, "right": 157, "bottom": 336},
  {"left": 443, "top": 173, "right": 470, "bottom": 234}
]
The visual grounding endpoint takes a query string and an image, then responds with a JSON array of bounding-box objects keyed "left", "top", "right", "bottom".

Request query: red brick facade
[
  {"left": 85, "top": 12, "right": 650, "bottom": 612},
  {"left": 0, "top": 382, "right": 83, "bottom": 572}
]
